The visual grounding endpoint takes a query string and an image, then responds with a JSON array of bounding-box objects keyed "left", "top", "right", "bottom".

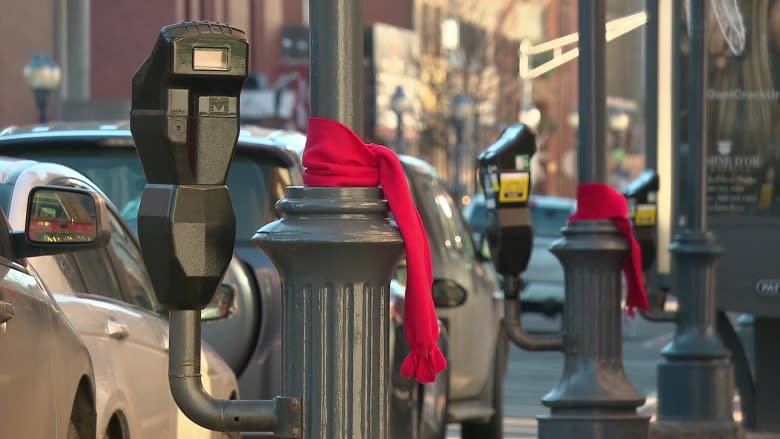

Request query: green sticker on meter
[{"left": 515, "top": 154, "right": 530, "bottom": 171}]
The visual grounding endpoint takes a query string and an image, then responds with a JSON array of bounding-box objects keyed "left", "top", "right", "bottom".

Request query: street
[{"left": 447, "top": 310, "right": 677, "bottom": 438}]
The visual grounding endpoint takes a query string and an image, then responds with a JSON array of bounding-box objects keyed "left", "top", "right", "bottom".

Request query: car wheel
[
  {"left": 460, "top": 326, "right": 507, "bottom": 439},
  {"left": 67, "top": 420, "right": 81, "bottom": 439}
]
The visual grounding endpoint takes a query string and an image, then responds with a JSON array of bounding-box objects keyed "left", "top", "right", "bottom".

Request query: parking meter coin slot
[{"left": 477, "top": 124, "right": 536, "bottom": 276}]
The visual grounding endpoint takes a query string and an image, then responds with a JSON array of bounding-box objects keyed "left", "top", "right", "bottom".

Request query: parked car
[
  {"left": 0, "top": 156, "right": 239, "bottom": 439},
  {"left": 461, "top": 192, "right": 574, "bottom": 317},
  {"left": 399, "top": 156, "right": 507, "bottom": 438},
  {"left": 0, "top": 185, "right": 99, "bottom": 439},
  {"left": 0, "top": 122, "right": 449, "bottom": 439}
]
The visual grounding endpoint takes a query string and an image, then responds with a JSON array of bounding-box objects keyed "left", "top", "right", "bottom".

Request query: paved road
[{"left": 447, "top": 310, "right": 678, "bottom": 438}]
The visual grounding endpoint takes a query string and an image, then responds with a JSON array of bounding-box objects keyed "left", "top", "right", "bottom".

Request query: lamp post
[
  {"left": 23, "top": 52, "right": 62, "bottom": 124},
  {"left": 390, "top": 85, "right": 411, "bottom": 155},
  {"left": 452, "top": 93, "right": 472, "bottom": 200}
]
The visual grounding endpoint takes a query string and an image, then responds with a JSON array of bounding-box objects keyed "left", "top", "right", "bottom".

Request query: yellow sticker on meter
[
  {"left": 498, "top": 172, "right": 529, "bottom": 203},
  {"left": 634, "top": 204, "right": 657, "bottom": 226}
]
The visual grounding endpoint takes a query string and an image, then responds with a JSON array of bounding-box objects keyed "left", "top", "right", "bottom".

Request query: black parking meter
[
  {"left": 623, "top": 169, "right": 659, "bottom": 271},
  {"left": 477, "top": 123, "right": 536, "bottom": 277},
  {"left": 131, "top": 21, "right": 248, "bottom": 310},
  {"left": 478, "top": 124, "right": 562, "bottom": 352}
]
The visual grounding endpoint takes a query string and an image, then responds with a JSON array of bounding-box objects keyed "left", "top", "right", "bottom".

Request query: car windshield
[{"left": 18, "top": 149, "right": 279, "bottom": 242}]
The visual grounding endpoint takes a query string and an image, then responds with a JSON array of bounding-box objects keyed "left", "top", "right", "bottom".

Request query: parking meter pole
[
  {"left": 651, "top": 2, "right": 741, "bottom": 437},
  {"left": 309, "top": 0, "right": 364, "bottom": 134},
  {"left": 503, "top": 275, "right": 562, "bottom": 351},
  {"left": 254, "top": 186, "right": 404, "bottom": 439},
  {"left": 168, "top": 310, "right": 297, "bottom": 432}
]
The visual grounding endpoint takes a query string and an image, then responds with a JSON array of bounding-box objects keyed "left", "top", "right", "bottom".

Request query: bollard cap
[
  {"left": 301, "top": 117, "right": 446, "bottom": 384},
  {"left": 569, "top": 183, "right": 649, "bottom": 315}
]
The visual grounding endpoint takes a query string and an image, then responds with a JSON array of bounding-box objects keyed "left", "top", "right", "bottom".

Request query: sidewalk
[{"left": 442, "top": 312, "right": 779, "bottom": 439}]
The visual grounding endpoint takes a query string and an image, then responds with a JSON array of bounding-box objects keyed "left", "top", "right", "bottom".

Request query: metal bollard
[
  {"left": 538, "top": 220, "right": 649, "bottom": 438},
  {"left": 253, "top": 186, "right": 404, "bottom": 439},
  {"left": 651, "top": 233, "right": 741, "bottom": 438},
  {"left": 650, "top": 1, "right": 742, "bottom": 436}
]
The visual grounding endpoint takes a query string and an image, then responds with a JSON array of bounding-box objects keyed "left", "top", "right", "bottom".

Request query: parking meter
[
  {"left": 131, "top": 21, "right": 248, "bottom": 310},
  {"left": 623, "top": 169, "right": 659, "bottom": 271},
  {"left": 477, "top": 123, "right": 536, "bottom": 276}
]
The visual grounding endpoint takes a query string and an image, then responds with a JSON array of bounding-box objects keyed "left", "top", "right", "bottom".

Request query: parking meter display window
[{"left": 192, "top": 47, "right": 230, "bottom": 71}]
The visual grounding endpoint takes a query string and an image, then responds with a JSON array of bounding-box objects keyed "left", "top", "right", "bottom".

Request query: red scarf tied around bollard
[
  {"left": 302, "top": 117, "right": 446, "bottom": 384},
  {"left": 569, "top": 183, "right": 649, "bottom": 316}
]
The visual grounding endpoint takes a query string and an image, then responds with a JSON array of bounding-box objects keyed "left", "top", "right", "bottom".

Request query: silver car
[
  {"left": 0, "top": 185, "right": 101, "bottom": 439},
  {"left": 400, "top": 156, "right": 507, "bottom": 439},
  {"left": 0, "top": 157, "right": 240, "bottom": 439}
]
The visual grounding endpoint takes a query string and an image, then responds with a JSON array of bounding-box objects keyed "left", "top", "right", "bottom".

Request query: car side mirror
[
  {"left": 432, "top": 279, "right": 467, "bottom": 307},
  {"left": 13, "top": 186, "right": 111, "bottom": 258},
  {"left": 201, "top": 283, "right": 237, "bottom": 321}
]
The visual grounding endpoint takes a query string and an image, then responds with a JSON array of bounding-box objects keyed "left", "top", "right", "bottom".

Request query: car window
[
  {"left": 227, "top": 157, "right": 283, "bottom": 242},
  {"left": 25, "top": 253, "right": 88, "bottom": 295},
  {"left": 104, "top": 214, "right": 162, "bottom": 312},
  {"left": 71, "top": 248, "right": 124, "bottom": 301},
  {"left": 410, "top": 171, "right": 475, "bottom": 262},
  {"left": 19, "top": 148, "right": 293, "bottom": 244}
]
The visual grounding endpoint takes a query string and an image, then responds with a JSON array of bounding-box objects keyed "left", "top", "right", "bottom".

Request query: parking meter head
[
  {"left": 130, "top": 21, "right": 248, "bottom": 185},
  {"left": 623, "top": 169, "right": 659, "bottom": 271},
  {"left": 476, "top": 123, "right": 536, "bottom": 275}
]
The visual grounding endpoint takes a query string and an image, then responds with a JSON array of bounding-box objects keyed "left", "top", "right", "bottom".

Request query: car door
[
  {"left": 64, "top": 241, "right": 175, "bottom": 438},
  {"left": 0, "top": 256, "right": 58, "bottom": 439},
  {"left": 408, "top": 170, "right": 500, "bottom": 399}
]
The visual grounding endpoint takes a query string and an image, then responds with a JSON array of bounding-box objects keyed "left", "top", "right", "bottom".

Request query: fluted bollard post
[
  {"left": 253, "top": 186, "right": 404, "bottom": 439},
  {"left": 537, "top": 220, "right": 649, "bottom": 438},
  {"left": 651, "top": 0, "right": 741, "bottom": 436}
]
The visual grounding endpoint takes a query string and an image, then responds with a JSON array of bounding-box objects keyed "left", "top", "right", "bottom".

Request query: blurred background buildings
[{"left": 0, "top": 0, "right": 647, "bottom": 198}]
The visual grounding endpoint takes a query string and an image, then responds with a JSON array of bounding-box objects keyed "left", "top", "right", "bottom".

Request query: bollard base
[
  {"left": 651, "top": 420, "right": 744, "bottom": 439},
  {"left": 657, "top": 360, "right": 734, "bottom": 420},
  {"left": 537, "top": 412, "right": 650, "bottom": 439}
]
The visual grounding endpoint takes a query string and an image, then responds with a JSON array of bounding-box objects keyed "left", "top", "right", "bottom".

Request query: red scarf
[
  {"left": 569, "top": 183, "right": 649, "bottom": 315},
  {"left": 302, "top": 117, "right": 446, "bottom": 383}
]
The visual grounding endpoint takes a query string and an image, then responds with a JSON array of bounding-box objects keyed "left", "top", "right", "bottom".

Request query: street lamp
[
  {"left": 452, "top": 93, "right": 473, "bottom": 200},
  {"left": 390, "top": 85, "right": 412, "bottom": 155},
  {"left": 23, "top": 52, "right": 62, "bottom": 124}
]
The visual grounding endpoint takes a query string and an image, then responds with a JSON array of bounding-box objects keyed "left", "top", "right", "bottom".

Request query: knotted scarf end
[{"left": 400, "top": 344, "right": 447, "bottom": 384}]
